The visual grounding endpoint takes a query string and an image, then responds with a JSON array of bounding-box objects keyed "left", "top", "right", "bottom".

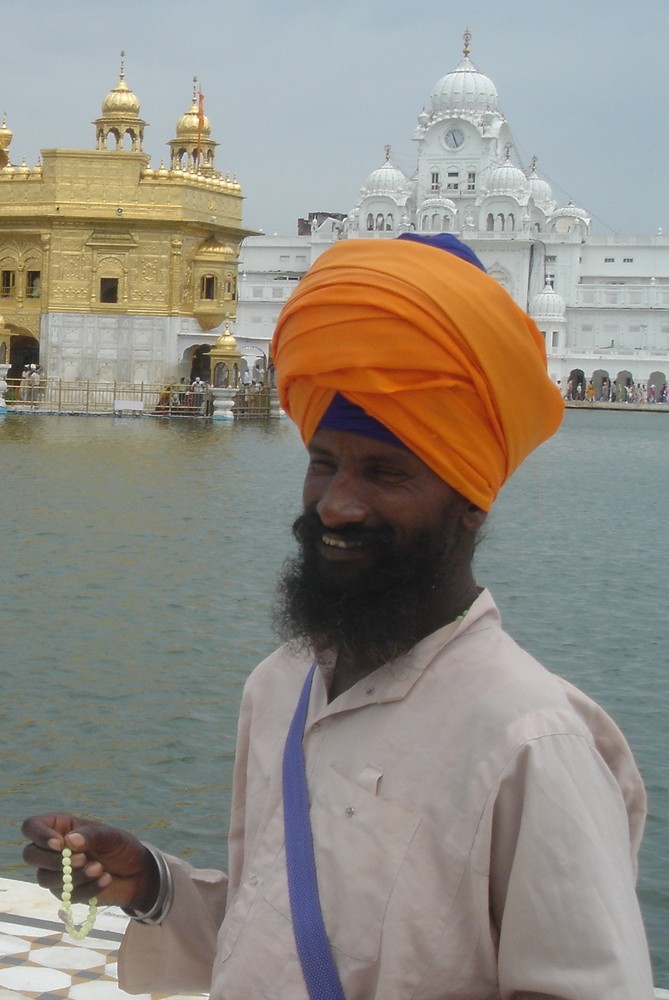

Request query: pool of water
[{"left": 0, "top": 409, "right": 667, "bottom": 984}]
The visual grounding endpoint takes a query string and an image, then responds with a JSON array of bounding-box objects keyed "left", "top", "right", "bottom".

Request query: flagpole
[{"left": 196, "top": 88, "right": 205, "bottom": 171}]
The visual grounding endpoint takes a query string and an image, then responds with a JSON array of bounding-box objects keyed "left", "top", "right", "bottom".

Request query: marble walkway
[
  {"left": 0, "top": 877, "right": 202, "bottom": 1000},
  {"left": 0, "top": 875, "right": 666, "bottom": 999}
]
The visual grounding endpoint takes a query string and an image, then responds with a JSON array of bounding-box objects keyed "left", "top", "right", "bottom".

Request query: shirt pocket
[{"left": 264, "top": 762, "right": 421, "bottom": 963}]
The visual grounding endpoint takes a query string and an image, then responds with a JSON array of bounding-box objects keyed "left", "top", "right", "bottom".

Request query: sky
[{"left": 3, "top": 0, "right": 668, "bottom": 237}]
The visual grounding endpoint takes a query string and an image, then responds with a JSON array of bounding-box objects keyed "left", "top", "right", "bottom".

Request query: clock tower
[{"left": 412, "top": 29, "right": 514, "bottom": 234}]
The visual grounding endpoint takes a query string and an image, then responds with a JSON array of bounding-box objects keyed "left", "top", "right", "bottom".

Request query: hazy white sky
[{"left": 5, "top": 0, "right": 667, "bottom": 237}]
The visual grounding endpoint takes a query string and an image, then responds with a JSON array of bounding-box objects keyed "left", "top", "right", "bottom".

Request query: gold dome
[
  {"left": 175, "top": 77, "right": 211, "bottom": 138},
  {"left": 0, "top": 113, "right": 13, "bottom": 151},
  {"left": 102, "top": 52, "right": 140, "bottom": 116},
  {"left": 215, "top": 321, "right": 238, "bottom": 349}
]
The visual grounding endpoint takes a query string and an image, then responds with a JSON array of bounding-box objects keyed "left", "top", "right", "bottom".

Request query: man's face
[
  {"left": 303, "top": 427, "right": 465, "bottom": 573},
  {"left": 273, "top": 428, "right": 479, "bottom": 664}
]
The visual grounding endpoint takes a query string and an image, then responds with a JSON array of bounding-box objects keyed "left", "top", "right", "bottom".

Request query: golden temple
[{"left": 0, "top": 54, "right": 254, "bottom": 384}]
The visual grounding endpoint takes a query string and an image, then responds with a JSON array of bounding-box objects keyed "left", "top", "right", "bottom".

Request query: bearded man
[{"left": 22, "top": 235, "right": 654, "bottom": 999}]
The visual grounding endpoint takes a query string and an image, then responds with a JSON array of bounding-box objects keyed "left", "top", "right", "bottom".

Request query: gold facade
[{"left": 0, "top": 59, "right": 255, "bottom": 383}]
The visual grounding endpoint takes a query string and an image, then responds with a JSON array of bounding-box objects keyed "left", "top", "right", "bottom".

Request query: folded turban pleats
[{"left": 272, "top": 239, "right": 564, "bottom": 510}]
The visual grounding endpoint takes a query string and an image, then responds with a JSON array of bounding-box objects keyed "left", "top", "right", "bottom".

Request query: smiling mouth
[{"left": 322, "top": 533, "right": 365, "bottom": 550}]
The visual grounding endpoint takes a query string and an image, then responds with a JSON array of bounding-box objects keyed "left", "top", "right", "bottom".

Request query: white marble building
[{"left": 236, "top": 33, "right": 669, "bottom": 396}]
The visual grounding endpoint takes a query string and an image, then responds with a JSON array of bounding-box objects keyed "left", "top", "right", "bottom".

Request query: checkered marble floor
[
  {"left": 0, "top": 876, "right": 667, "bottom": 1000},
  {"left": 0, "top": 877, "right": 203, "bottom": 1000}
]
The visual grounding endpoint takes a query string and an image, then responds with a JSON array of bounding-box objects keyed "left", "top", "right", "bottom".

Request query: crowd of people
[
  {"left": 6, "top": 364, "right": 44, "bottom": 407},
  {"left": 154, "top": 376, "right": 212, "bottom": 415},
  {"left": 562, "top": 377, "right": 669, "bottom": 404}
]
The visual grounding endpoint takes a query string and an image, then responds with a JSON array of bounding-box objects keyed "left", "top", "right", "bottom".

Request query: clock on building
[{"left": 443, "top": 127, "right": 465, "bottom": 149}]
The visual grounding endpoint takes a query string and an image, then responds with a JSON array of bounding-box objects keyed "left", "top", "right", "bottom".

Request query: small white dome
[
  {"left": 531, "top": 282, "right": 566, "bottom": 321},
  {"left": 431, "top": 55, "right": 498, "bottom": 116},
  {"left": 361, "top": 157, "right": 409, "bottom": 199},
  {"left": 527, "top": 167, "right": 554, "bottom": 211},
  {"left": 486, "top": 159, "right": 529, "bottom": 199},
  {"left": 419, "top": 195, "right": 457, "bottom": 213},
  {"left": 550, "top": 201, "right": 590, "bottom": 222}
]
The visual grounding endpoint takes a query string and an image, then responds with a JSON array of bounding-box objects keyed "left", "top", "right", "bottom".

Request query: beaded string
[{"left": 57, "top": 847, "right": 98, "bottom": 940}]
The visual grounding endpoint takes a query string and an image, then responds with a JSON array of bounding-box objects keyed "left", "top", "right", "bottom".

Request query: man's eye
[
  {"left": 308, "top": 458, "right": 335, "bottom": 472},
  {"left": 368, "top": 466, "right": 406, "bottom": 482}
]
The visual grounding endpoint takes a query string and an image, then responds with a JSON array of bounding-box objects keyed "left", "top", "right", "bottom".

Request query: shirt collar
[{"left": 309, "top": 588, "right": 500, "bottom": 722}]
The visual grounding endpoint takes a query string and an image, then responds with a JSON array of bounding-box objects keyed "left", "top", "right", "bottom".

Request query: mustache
[{"left": 292, "top": 508, "right": 394, "bottom": 551}]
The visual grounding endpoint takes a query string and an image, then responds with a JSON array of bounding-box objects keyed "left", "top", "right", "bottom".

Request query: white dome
[
  {"left": 362, "top": 158, "right": 409, "bottom": 198},
  {"left": 431, "top": 55, "right": 498, "bottom": 116},
  {"left": 486, "top": 160, "right": 529, "bottom": 199},
  {"left": 527, "top": 168, "right": 554, "bottom": 211},
  {"left": 531, "top": 283, "right": 566, "bottom": 321},
  {"left": 419, "top": 195, "right": 457, "bottom": 213},
  {"left": 550, "top": 201, "right": 590, "bottom": 222}
]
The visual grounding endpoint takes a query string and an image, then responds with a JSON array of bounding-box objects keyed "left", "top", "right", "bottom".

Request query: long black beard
[{"left": 272, "top": 508, "right": 458, "bottom": 668}]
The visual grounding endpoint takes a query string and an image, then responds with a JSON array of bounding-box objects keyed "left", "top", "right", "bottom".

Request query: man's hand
[{"left": 21, "top": 813, "right": 160, "bottom": 913}]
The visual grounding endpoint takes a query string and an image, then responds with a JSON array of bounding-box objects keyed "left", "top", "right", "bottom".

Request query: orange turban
[{"left": 272, "top": 238, "right": 564, "bottom": 510}]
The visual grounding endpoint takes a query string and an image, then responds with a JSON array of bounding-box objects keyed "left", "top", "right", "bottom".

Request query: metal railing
[
  {"left": 3, "top": 378, "right": 276, "bottom": 419},
  {"left": 5, "top": 379, "right": 211, "bottom": 417},
  {"left": 232, "top": 385, "right": 272, "bottom": 419}
]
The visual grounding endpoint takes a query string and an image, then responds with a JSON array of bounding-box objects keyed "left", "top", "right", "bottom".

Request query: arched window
[
  {"left": 200, "top": 274, "right": 217, "bottom": 300},
  {"left": 496, "top": 213, "right": 505, "bottom": 231},
  {"left": 421, "top": 214, "right": 429, "bottom": 230},
  {"left": 507, "top": 213, "right": 515, "bottom": 231},
  {"left": 442, "top": 215, "right": 451, "bottom": 232},
  {"left": 431, "top": 213, "right": 440, "bottom": 231},
  {"left": 386, "top": 213, "right": 394, "bottom": 230},
  {"left": 486, "top": 213, "right": 494, "bottom": 232},
  {"left": 1, "top": 265, "right": 16, "bottom": 298},
  {"left": 375, "top": 213, "right": 385, "bottom": 231},
  {"left": 366, "top": 213, "right": 374, "bottom": 231}
]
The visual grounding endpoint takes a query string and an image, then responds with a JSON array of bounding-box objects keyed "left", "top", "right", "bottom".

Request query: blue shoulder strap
[{"left": 282, "top": 660, "right": 347, "bottom": 1000}]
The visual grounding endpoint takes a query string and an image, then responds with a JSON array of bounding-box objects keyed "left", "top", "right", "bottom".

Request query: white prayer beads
[{"left": 57, "top": 846, "right": 98, "bottom": 940}]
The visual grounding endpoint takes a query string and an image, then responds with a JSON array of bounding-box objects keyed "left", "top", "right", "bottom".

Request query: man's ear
[{"left": 462, "top": 502, "right": 487, "bottom": 534}]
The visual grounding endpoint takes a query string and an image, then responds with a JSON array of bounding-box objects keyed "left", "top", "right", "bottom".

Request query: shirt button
[
  {"left": 313, "top": 722, "right": 321, "bottom": 731},
  {"left": 345, "top": 806, "right": 355, "bottom": 818},
  {"left": 366, "top": 686, "right": 375, "bottom": 695},
  {"left": 248, "top": 874, "right": 258, "bottom": 886}
]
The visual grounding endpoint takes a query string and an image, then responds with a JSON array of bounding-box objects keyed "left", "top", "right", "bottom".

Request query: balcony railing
[{"left": 3, "top": 378, "right": 276, "bottom": 419}]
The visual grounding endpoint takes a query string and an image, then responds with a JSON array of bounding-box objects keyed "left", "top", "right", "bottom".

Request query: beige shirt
[{"left": 119, "top": 590, "right": 654, "bottom": 999}]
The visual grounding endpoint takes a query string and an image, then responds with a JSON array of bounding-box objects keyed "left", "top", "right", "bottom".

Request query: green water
[{"left": 0, "top": 409, "right": 667, "bottom": 984}]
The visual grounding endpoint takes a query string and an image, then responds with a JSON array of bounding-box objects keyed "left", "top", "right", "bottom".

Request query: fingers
[
  {"left": 35, "top": 863, "right": 103, "bottom": 905},
  {"left": 22, "top": 814, "right": 98, "bottom": 877},
  {"left": 21, "top": 813, "right": 86, "bottom": 851},
  {"left": 24, "top": 843, "right": 111, "bottom": 905},
  {"left": 22, "top": 814, "right": 153, "bottom": 910},
  {"left": 22, "top": 814, "right": 113, "bottom": 901},
  {"left": 22, "top": 815, "right": 118, "bottom": 868},
  {"left": 23, "top": 842, "right": 96, "bottom": 879}
]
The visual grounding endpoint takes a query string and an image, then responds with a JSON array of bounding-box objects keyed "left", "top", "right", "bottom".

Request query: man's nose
[{"left": 316, "top": 471, "right": 368, "bottom": 527}]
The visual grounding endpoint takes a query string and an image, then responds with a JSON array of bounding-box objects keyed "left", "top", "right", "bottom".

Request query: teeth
[{"left": 322, "top": 534, "right": 363, "bottom": 549}]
